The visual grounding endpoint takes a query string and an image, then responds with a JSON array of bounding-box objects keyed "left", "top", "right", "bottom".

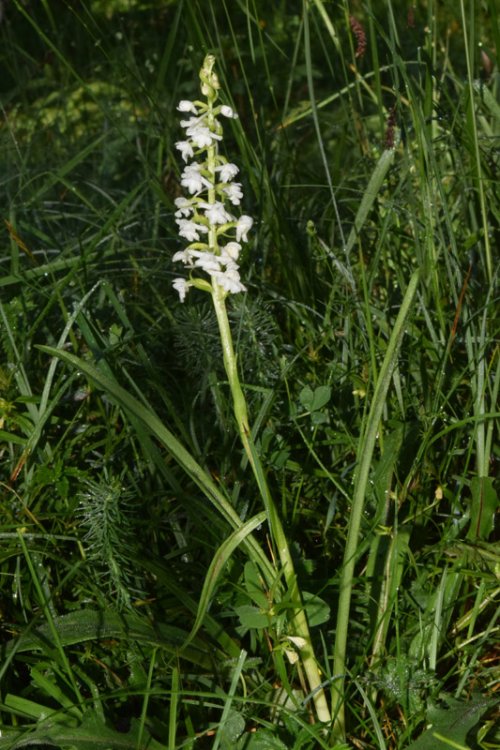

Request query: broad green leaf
[
  {"left": 220, "top": 709, "right": 246, "bottom": 750},
  {"left": 0, "top": 713, "right": 167, "bottom": 749},
  {"left": 468, "top": 476, "right": 498, "bottom": 541},
  {"left": 244, "top": 560, "right": 270, "bottom": 609},
  {"left": 235, "top": 604, "right": 271, "bottom": 630},
  {"left": 6, "top": 609, "right": 213, "bottom": 670},
  {"left": 473, "top": 79, "right": 500, "bottom": 122},
  {"left": 1, "top": 694, "right": 57, "bottom": 722},
  {"left": 0, "top": 430, "right": 27, "bottom": 446},
  {"left": 30, "top": 667, "right": 82, "bottom": 719},
  {"left": 302, "top": 591, "right": 330, "bottom": 627},
  {"left": 346, "top": 147, "right": 396, "bottom": 254},
  {"left": 371, "top": 423, "right": 404, "bottom": 508},
  {"left": 299, "top": 385, "right": 331, "bottom": 412},
  {"left": 299, "top": 386, "right": 314, "bottom": 411},
  {"left": 405, "top": 694, "right": 497, "bottom": 750},
  {"left": 236, "top": 728, "right": 288, "bottom": 750}
]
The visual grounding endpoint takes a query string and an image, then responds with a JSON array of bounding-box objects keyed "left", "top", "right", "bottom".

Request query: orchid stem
[
  {"left": 173, "top": 53, "right": 332, "bottom": 727},
  {"left": 211, "top": 283, "right": 331, "bottom": 725}
]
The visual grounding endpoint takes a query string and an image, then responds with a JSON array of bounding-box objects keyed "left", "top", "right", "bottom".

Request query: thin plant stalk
[
  {"left": 211, "top": 282, "right": 331, "bottom": 724},
  {"left": 168, "top": 665, "right": 179, "bottom": 750}
]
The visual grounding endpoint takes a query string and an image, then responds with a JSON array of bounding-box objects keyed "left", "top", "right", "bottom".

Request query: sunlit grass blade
[
  {"left": 331, "top": 269, "right": 420, "bottom": 739},
  {"left": 345, "top": 147, "right": 396, "bottom": 256}
]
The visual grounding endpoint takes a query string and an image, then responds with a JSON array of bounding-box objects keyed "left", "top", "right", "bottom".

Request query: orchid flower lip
[
  {"left": 180, "top": 165, "right": 212, "bottom": 194},
  {"left": 235, "top": 215, "right": 253, "bottom": 243},
  {"left": 175, "top": 140, "right": 194, "bottom": 162},
  {"left": 185, "top": 124, "right": 222, "bottom": 148},
  {"left": 197, "top": 200, "right": 235, "bottom": 225},
  {"left": 175, "top": 197, "right": 194, "bottom": 208},
  {"left": 172, "top": 249, "right": 194, "bottom": 265},
  {"left": 221, "top": 241, "right": 242, "bottom": 260},
  {"left": 223, "top": 183, "right": 243, "bottom": 205},
  {"left": 172, "top": 277, "right": 191, "bottom": 302},
  {"left": 193, "top": 252, "right": 222, "bottom": 272},
  {"left": 216, "top": 163, "right": 239, "bottom": 182},
  {"left": 212, "top": 267, "right": 247, "bottom": 294},
  {"left": 174, "top": 197, "right": 195, "bottom": 218},
  {"left": 179, "top": 116, "right": 203, "bottom": 128},
  {"left": 176, "top": 219, "right": 209, "bottom": 242}
]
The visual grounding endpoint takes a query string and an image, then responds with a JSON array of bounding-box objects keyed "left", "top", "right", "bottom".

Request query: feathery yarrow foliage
[
  {"left": 172, "top": 54, "right": 252, "bottom": 301},
  {"left": 79, "top": 476, "right": 139, "bottom": 610}
]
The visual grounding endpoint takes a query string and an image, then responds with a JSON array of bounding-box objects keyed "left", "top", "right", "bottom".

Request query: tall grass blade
[
  {"left": 182, "top": 511, "right": 267, "bottom": 649},
  {"left": 331, "top": 269, "right": 420, "bottom": 739}
]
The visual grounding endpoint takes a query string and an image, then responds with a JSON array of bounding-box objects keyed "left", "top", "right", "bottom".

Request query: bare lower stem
[{"left": 211, "top": 282, "right": 331, "bottom": 724}]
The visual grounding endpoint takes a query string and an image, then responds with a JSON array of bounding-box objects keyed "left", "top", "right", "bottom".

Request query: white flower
[
  {"left": 175, "top": 140, "right": 194, "bottom": 162},
  {"left": 221, "top": 242, "right": 242, "bottom": 261},
  {"left": 216, "top": 163, "right": 239, "bottom": 182},
  {"left": 193, "top": 252, "right": 222, "bottom": 273},
  {"left": 224, "top": 183, "right": 243, "bottom": 205},
  {"left": 198, "top": 201, "right": 234, "bottom": 225},
  {"left": 220, "top": 105, "right": 238, "bottom": 119},
  {"left": 176, "top": 219, "right": 208, "bottom": 242},
  {"left": 177, "top": 100, "right": 198, "bottom": 114},
  {"left": 180, "top": 116, "right": 202, "bottom": 129},
  {"left": 235, "top": 215, "right": 253, "bottom": 243},
  {"left": 186, "top": 125, "right": 214, "bottom": 148},
  {"left": 173, "top": 277, "right": 191, "bottom": 302},
  {"left": 180, "top": 164, "right": 211, "bottom": 194},
  {"left": 213, "top": 268, "right": 247, "bottom": 294},
  {"left": 180, "top": 115, "right": 223, "bottom": 147},
  {"left": 174, "top": 196, "right": 195, "bottom": 218},
  {"left": 172, "top": 249, "right": 195, "bottom": 266}
]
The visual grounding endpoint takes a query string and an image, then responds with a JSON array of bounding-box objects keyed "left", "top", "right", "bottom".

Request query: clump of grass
[{"left": 0, "top": 1, "right": 498, "bottom": 748}]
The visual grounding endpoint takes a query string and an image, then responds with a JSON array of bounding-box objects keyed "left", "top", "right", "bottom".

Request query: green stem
[{"left": 210, "top": 282, "right": 331, "bottom": 725}]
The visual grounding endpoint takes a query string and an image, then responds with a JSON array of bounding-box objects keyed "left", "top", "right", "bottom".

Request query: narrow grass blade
[
  {"left": 345, "top": 147, "right": 396, "bottom": 255},
  {"left": 167, "top": 666, "right": 179, "bottom": 750},
  {"left": 136, "top": 648, "right": 157, "bottom": 750},
  {"left": 17, "top": 530, "right": 83, "bottom": 708},
  {"left": 331, "top": 269, "right": 420, "bottom": 739},
  {"left": 183, "top": 511, "right": 267, "bottom": 650},
  {"left": 212, "top": 649, "right": 247, "bottom": 750}
]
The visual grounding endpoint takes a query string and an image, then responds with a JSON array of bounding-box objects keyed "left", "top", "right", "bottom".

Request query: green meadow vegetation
[{"left": 0, "top": 0, "right": 498, "bottom": 748}]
